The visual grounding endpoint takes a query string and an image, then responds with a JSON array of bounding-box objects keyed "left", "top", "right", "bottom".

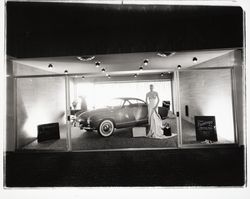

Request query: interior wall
[
  {"left": 16, "top": 76, "right": 66, "bottom": 149},
  {"left": 179, "top": 69, "right": 234, "bottom": 141},
  {"left": 179, "top": 50, "right": 245, "bottom": 143},
  {"left": 179, "top": 69, "right": 233, "bottom": 122}
]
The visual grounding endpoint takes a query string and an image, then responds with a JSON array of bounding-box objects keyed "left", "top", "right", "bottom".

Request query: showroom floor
[
  {"left": 22, "top": 115, "right": 177, "bottom": 150},
  {"left": 22, "top": 112, "right": 231, "bottom": 151}
]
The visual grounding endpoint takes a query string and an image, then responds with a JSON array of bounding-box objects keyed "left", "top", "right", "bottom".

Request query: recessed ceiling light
[
  {"left": 139, "top": 66, "right": 143, "bottom": 71},
  {"left": 101, "top": 68, "right": 105, "bottom": 73},
  {"left": 108, "top": 75, "right": 111, "bottom": 79},
  {"left": 48, "top": 64, "right": 53, "bottom": 69},
  {"left": 95, "top": 61, "right": 101, "bottom": 68},
  {"left": 177, "top": 65, "right": 181, "bottom": 69},
  {"left": 157, "top": 52, "right": 176, "bottom": 57},
  {"left": 105, "top": 73, "right": 109, "bottom": 76},
  {"left": 160, "top": 73, "right": 164, "bottom": 76},
  {"left": 193, "top": 57, "right": 198, "bottom": 63},
  {"left": 143, "top": 59, "right": 149, "bottom": 66},
  {"left": 134, "top": 74, "right": 137, "bottom": 78},
  {"left": 77, "top": 55, "right": 95, "bottom": 61},
  {"left": 64, "top": 70, "right": 68, "bottom": 74}
]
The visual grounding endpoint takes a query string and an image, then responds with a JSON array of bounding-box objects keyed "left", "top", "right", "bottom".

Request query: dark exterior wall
[{"left": 7, "top": 3, "right": 243, "bottom": 58}]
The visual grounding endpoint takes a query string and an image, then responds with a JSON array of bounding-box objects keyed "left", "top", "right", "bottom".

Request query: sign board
[
  {"left": 37, "top": 123, "right": 60, "bottom": 142},
  {"left": 194, "top": 116, "right": 217, "bottom": 142}
]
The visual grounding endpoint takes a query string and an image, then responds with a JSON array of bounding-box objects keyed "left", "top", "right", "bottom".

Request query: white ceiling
[{"left": 13, "top": 49, "right": 234, "bottom": 76}]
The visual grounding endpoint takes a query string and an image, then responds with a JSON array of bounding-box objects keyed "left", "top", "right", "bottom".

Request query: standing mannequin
[
  {"left": 146, "top": 84, "right": 159, "bottom": 124},
  {"left": 146, "top": 84, "right": 167, "bottom": 139}
]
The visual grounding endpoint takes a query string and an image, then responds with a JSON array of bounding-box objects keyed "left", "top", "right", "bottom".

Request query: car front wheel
[{"left": 98, "top": 119, "right": 114, "bottom": 137}]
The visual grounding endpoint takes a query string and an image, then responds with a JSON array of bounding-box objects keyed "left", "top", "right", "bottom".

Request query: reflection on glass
[{"left": 179, "top": 69, "right": 235, "bottom": 145}]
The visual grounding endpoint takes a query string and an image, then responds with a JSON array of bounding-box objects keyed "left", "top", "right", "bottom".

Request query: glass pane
[
  {"left": 16, "top": 77, "right": 67, "bottom": 150},
  {"left": 69, "top": 77, "right": 178, "bottom": 150},
  {"left": 179, "top": 69, "right": 235, "bottom": 145}
]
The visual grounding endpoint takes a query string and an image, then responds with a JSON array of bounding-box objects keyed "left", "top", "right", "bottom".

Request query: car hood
[{"left": 78, "top": 107, "right": 116, "bottom": 119}]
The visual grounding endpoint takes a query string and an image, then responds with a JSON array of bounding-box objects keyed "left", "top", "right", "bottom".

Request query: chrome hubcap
[{"left": 100, "top": 120, "right": 113, "bottom": 136}]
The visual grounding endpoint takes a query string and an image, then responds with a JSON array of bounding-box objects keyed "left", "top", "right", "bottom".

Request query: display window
[{"left": 12, "top": 50, "right": 242, "bottom": 151}]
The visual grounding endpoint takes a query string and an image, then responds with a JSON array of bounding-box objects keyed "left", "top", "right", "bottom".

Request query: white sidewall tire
[{"left": 98, "top": 120, "right": 114, "bottom": 137}]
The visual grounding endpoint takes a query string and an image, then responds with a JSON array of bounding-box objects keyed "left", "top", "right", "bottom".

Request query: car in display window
[{"left": 76, "top": 98, "right": 148, "bottom": 137}]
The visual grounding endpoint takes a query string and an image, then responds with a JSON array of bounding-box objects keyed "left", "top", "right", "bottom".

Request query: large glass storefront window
[
  {"left": 69, "top": 78, "right": 178, "bottom": 151},
  {"left": 16, "top": 77, "right": 67, "bottom": 150},
  {"left": 14, "top": 68, "right": 237, "bottom": 151},
  {"left": 179, "top": 69, "right": 236, "bottom": 145}
]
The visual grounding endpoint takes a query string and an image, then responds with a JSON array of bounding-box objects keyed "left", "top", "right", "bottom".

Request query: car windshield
[{"left": 107, "top": 99, "right": 124, "bottom": 108}]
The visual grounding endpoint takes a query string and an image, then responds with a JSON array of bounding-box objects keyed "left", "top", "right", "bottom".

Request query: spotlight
[
  {"left": 95, "top": 61, "right": 100, "bottom": 68},
  {"left": 77, "top": 55, "right": 95, "bottom": 61},
  {"left": 177, "top": 65, "right": 181, "bottom": 69},
  {"left": 160, "top": 73, "right": 164, "bottom": 77},
  {"left": 157, "top": 52, "right": 176, "bottom": 57},
  {"left": 139, "top": 66, "right": 143, "bottom": 71},
  {"left": 64, "top": 70, "right": 68, "bottom": 74},
  {"left": 77, "top": 56, "right": 83, "bottom": 61},
  {"left": 193, "top": 57, "right": 198, "bottom": 63},
  {"left": 101, "top": 68, "right": 105, "bottom": 73},
  {"left": 134, "top": 74, "right": 137, "bottom": 78},
  {"left": 143, "top": 59, "right": 149, "bottom": 66},
  {"left": 48, "top": 64, "right": 53, "bottom": 69}
]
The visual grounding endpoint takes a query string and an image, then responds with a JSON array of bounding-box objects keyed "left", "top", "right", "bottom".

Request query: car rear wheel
[{"left": 98, "top": 119, "right": 114, "bottom": 137}]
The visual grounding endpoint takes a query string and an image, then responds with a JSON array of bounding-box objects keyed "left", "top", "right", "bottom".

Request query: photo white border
[{"left": 0, "top": 0, "right": 249, "bottom": 199}]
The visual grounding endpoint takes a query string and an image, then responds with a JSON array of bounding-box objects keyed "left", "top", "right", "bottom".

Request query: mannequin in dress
[{"left": 146, "top": 84, "right": 167, "bottom": 139}]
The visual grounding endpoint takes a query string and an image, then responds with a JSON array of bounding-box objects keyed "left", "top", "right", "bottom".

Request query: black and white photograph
[{"left": 1, "top": 0, "right": 248, "bottom": 194}]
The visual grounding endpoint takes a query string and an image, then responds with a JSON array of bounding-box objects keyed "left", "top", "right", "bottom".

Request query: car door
[
  {"left": 115, "top": 100, "right": 136, "bottom": 128},
  {"left": 130, "top": 99, "right": 148, "bottom": 125},
  {"left": 136, "top": 99, "right": 148, "bottom": 121},
  {"left": 127, "top": 99, "right": 148, "bottom": 126}
]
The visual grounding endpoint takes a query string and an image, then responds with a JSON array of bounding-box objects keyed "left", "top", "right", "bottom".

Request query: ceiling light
[
  {"left": 48, "top": 64, "right": 53, "bottom": 69},
  {"left": 160, "top": 73, "right": 164, "bottom": 76},
  {"left": 77, "top": 55, "right": 95, "bottom": 61},
  {"left": 177, "top": 65, "right": 181, "bottom": 69},
  {"left": 157, "top": 52, "right": 176, "bottom": 57},
  {"left": 193, "top": 57, "right": 198, "bottom": 63},
  {"left": 64, "top": 70, "right": 68, "bottom": 74},
  {"left": 95, "top": 61, "right": 101, "bottom": 68},
  {"left": 139, "top": 66, "right": 143, "bottom": 71},
  {"left": 143, "top": 59, "right": 149, "bottom": 66},
  {"left": 108, "top": 75, "right": 111, "bottom": 79},
  {"left": 105, "top": 73, "right": 109, "bottom": 76},
  {"left": 101, "top": 68, "right": 105, "bottom": 73},
  {"left": 168, "top": 72, "right": 171, "bottom": 74},
  {"left": 134, "top": 74, "right": 137, "bottom": 78}
]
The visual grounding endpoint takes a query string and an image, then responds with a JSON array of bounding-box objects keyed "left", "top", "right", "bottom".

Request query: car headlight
[{"left": 76, "top": 118, "right": 83, "bottom": 123}]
